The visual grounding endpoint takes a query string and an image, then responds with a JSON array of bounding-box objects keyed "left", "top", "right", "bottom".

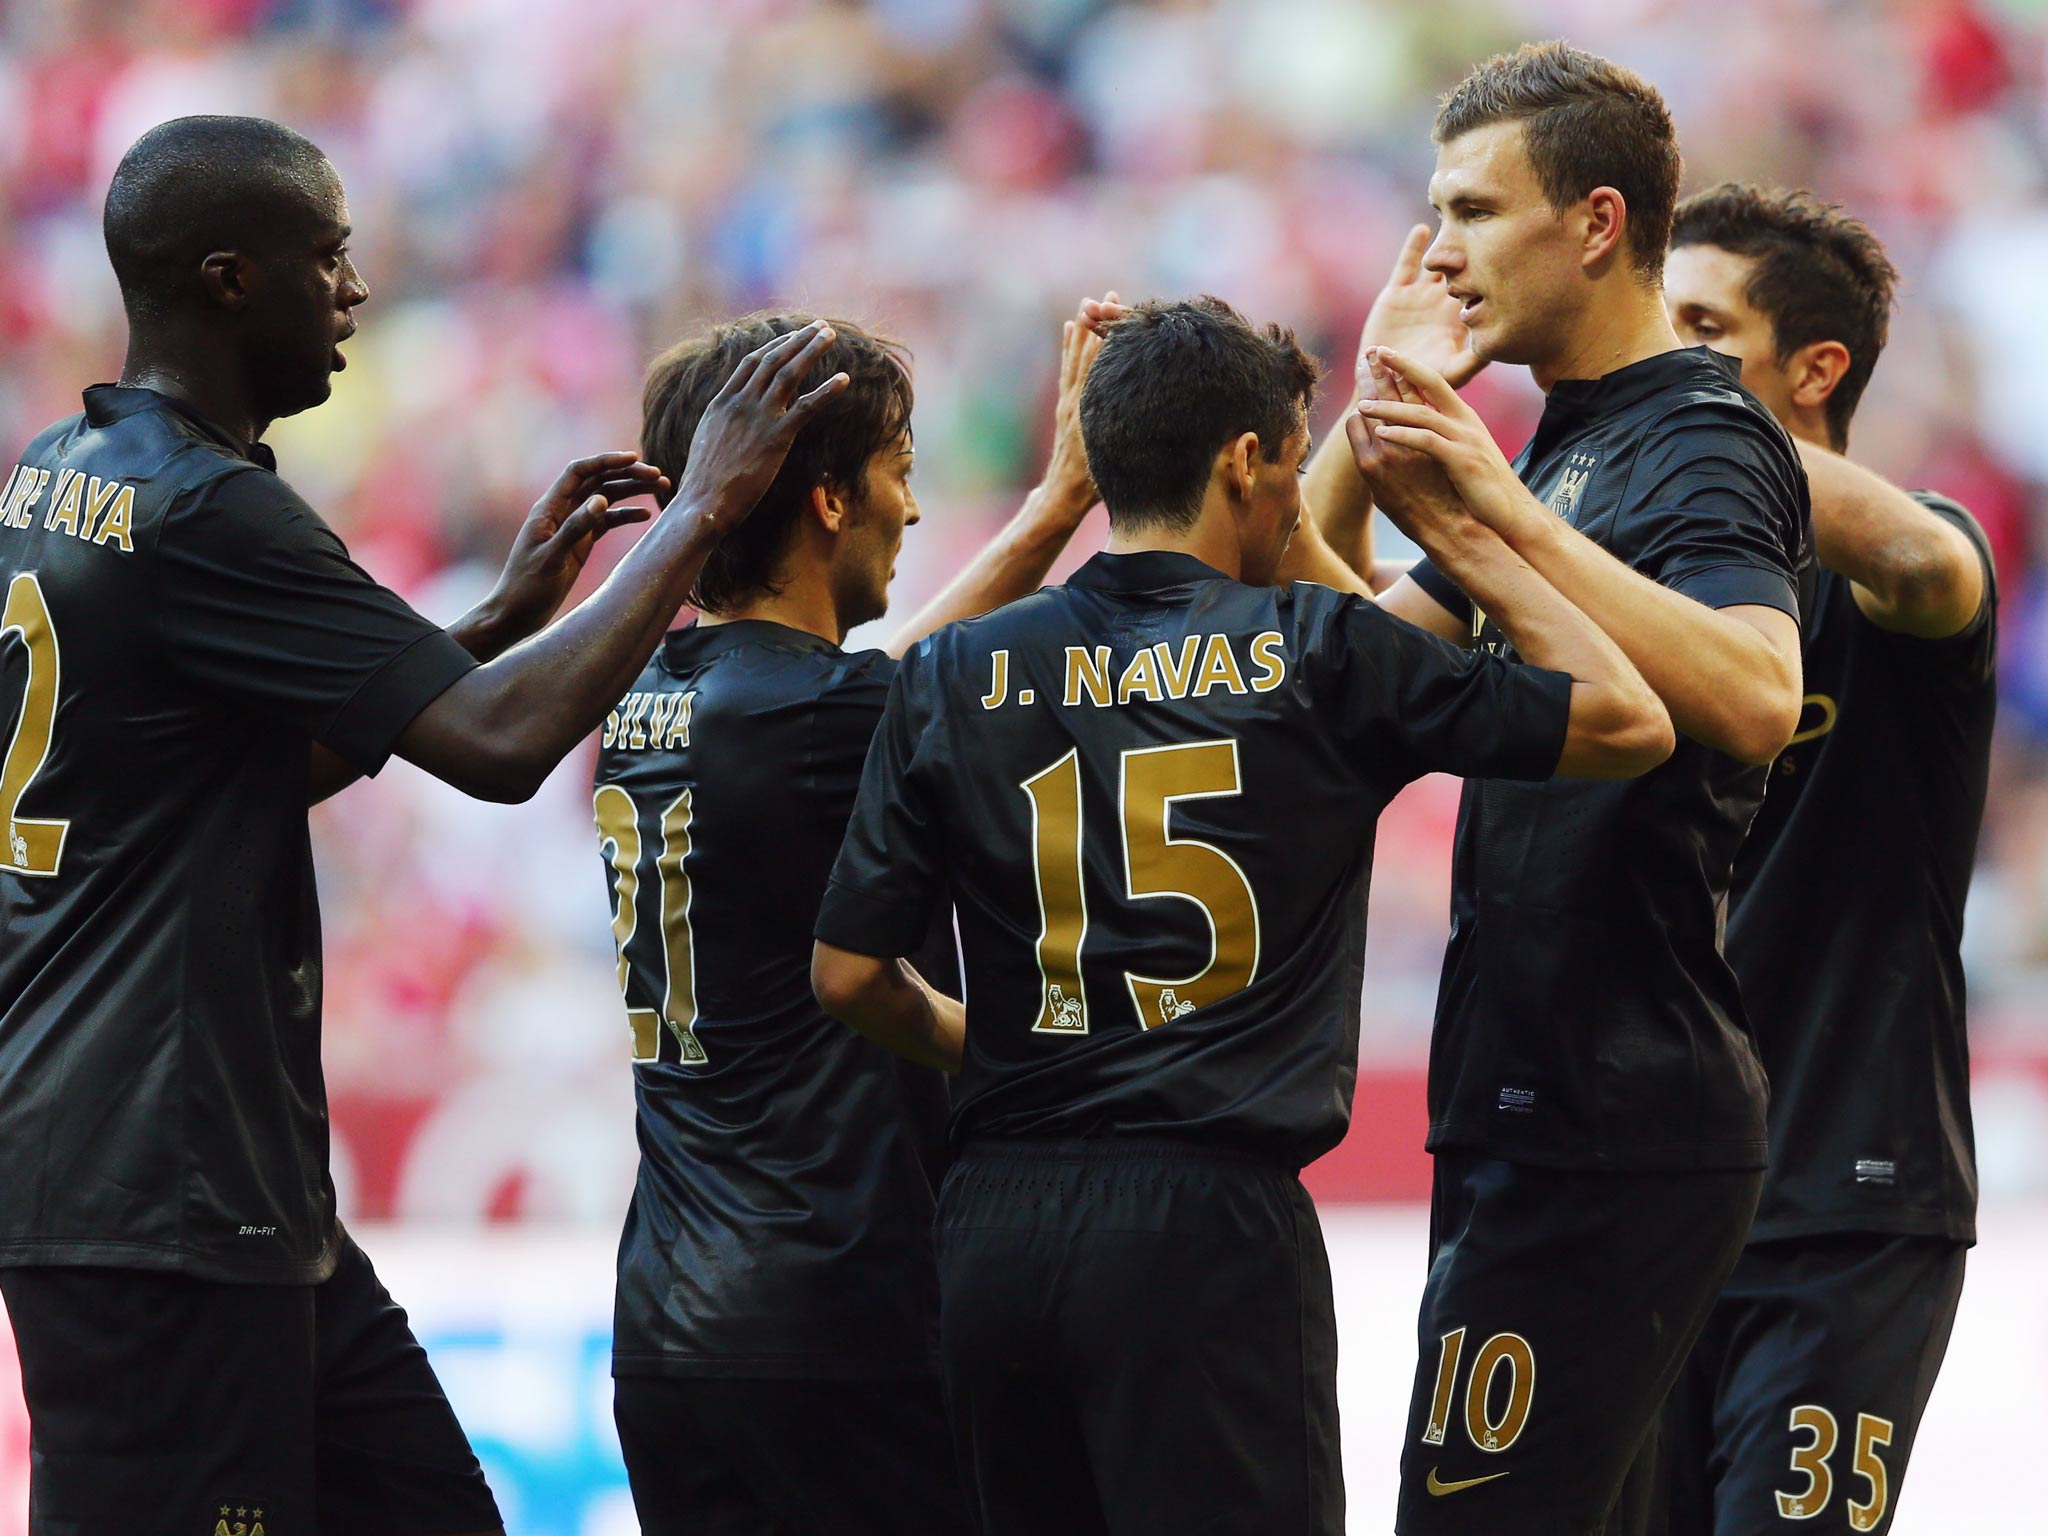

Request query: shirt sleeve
[
  {"left": 1406, "top": 556, "right": 1477, "bottom": 627},
  {"left": 1895, "top": 492, "right": 2000, "bottom": 686},
  {"left": 153, "top": 466, "right": 478, "bottom": 774},
  {"left": 1622, "top": 401, "right": 1807, "bottom": 617},
  {"left": 814, "top": 641, "right": 950, "bottom": 959},
  {"left": 1309, "top": 593, "right": 1574, "bottom": 791}
]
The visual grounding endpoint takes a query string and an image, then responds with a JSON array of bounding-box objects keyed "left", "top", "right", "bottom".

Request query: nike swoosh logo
[{"left": 1427, "top": 1468, "right": 1511, "bottom": 1496}]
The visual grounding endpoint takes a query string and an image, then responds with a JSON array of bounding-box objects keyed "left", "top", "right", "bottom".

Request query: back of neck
[
  {"left": 1104, "top": 517, "right": 1240, "bottom": 580},
  {"left": 699, "top": 569, "right": 846, "bottom": 646},
  {"left": 120, "top": 330, "right": 265, "bottom": 448}
]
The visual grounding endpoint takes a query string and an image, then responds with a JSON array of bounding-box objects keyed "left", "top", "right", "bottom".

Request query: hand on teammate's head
[{"left": 672, "top": 322, "right": 851, "bottom": 529}]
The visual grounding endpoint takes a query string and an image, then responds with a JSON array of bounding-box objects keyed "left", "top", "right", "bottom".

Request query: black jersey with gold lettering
[
  {"left": 593, "top": 621, "right": 953, "bottom": 1378},
  {"left": 0, "top": 386, "right": 477, "bottom": 1282},
  {"left": 1728, "top": 493, "right": 1995, "bottom": 1245},
  {"left": 816, "top": 550, "right": 1573, "bottom": 1165},
  {"left": 1408, "top": 347, "right": 1811, "bottom": 1173}
]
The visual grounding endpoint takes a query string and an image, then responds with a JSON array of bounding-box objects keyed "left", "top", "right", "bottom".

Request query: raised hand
[
  {"left": 1352, "top": 346, "right": 1528, "bottom": 535},
  {"left": 674, "top": 321, "right": 850, "bottom": 525},
  {"left": 1358, "top": 224, "right": 1484, "bottom": 391},
  {"left": 1343, "top": 343, "right": 1477, "bottom": 556},
  {"left": 1044, "top": 295, "right": 1111, "bottom": 511},
  {"left": 1079, "top": 291, "right": 1134, "bottom": 336},
  {"left": 473, "top": 451, "right": 667, "bottom": 648}
]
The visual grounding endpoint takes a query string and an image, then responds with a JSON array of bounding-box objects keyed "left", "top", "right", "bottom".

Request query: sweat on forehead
[{"left": 103, "top": 115, "right": 340, "bottom": 317}]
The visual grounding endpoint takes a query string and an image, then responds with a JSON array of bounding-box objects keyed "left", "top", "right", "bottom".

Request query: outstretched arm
[
  {"left": 886, "top": 304, "right": 1106, "bottom": 655},
  {"left": 1344, "top": 399, "right": 1672, "bottom": 778},
  {"left": 1359, "top": 348, "right": 1802, "bottom": 766},
  {"left": 393, "top": 323, "right": 851, "bottom": 801},
  {"left": 1798, "top": 441, "right": 1985, "bottom": 638}
]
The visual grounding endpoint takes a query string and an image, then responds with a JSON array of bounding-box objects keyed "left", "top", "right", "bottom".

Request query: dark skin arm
[
  {"left": 308, "top": 453, "right": 666, "bottom": 805},
  {"left": 386, "top": 322, "right": 850, "bottom": 802}
]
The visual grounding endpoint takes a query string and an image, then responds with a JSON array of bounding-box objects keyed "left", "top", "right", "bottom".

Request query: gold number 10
[
  {"left": 1421, "top": 1327, "right": 1536, "bottom": 1454},
  {"left": 1021, "top": 739, "right": 1260, "bottom": 1035}
]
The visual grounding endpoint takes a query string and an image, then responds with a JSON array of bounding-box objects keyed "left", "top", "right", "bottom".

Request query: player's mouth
[
  {"left": 1450, "top": 288, "right": 1485, "bottom": 324},
  {"left": 333, "top": 322, "right": 357, "bottom": 371}
]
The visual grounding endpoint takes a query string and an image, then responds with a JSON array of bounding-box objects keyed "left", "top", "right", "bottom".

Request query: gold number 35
[{"left": 1776, "top": 1404, "right": 1894, "bottom": 1529}]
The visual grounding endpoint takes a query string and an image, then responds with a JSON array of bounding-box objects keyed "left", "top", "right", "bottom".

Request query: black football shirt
[
  {"left": 1728, "top": 493, "right": 1995, "bottom": 1244},
  {"left": 816, "top": 551, "right": 1573, "bottom": 1167},
  {"left": 593, "top": 620, "right": 955, "bottom": 1378},
  {"left": 1409, "top": 347, "right": 1811, "bottom": 1171},
  {"left": 0, "top": 386, "right": 477, "bottom": 1282}
]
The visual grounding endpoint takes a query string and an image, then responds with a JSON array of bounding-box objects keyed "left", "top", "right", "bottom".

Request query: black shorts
[
  {"left": 1396, "top": 1153, "right": 1762, "bottom": 1536},
  {"left": 613, "top": 1374, "right": 967, "bottom": 1536},
  {"left": 0, "top": 1231, "right": 500, "bottom": 1536},
  {"left": 1645, "top": 1232, "right": 1967, "bottom": 1536},
  {"left": 935, "top": 1138, "right": 1342, "bottom": 1536}
]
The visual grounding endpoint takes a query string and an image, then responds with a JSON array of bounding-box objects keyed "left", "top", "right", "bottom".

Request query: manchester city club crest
[{"left": 1546, "top": 450, "right": 1597, "bottom": 519}]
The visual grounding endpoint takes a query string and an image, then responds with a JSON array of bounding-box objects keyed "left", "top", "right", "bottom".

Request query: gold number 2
[
  {"left": 595, "top": 783, "right": 706, "bottom": 1064},
  {"left": 1, "top": 573, "right": 68, "bottom": 878},
  {"left": 1021, "top": 739, "right": 1259, "bottom": 1036}
]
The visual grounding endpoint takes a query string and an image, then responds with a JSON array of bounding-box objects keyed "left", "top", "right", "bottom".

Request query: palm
[{"left": 1357, "top": 225, "right": 1484, "bottom": 390}]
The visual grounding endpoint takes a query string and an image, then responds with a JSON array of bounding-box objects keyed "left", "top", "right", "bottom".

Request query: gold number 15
[{"left": 1021, "top": 738, "right": 1260, "bottom": 1036}]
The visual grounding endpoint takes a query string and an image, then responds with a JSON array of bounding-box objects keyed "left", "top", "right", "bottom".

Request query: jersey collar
[
  {"left": 1541, "top": 345, "right": 1741, "bottom": 424},
  {"left": 1069, "top": 549, "right": 1233, "bottom": 592},
  {"left": 82, "top": 385, "right": 278, "bottom": 470},
  {"left": 658, "top": 618, "right": 843, "bottom": 673}
]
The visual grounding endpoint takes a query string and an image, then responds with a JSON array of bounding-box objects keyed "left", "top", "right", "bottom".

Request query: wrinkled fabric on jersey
[
  {"left": 594, "top": 621, "right": 952, "bottom": 1378},
  {"left": 1409, "top": 347, "right": 1811, "bottom": 1172},
  {"left": 0, "top": 386, "right": 475, "bottom": 1282},
  {"left": 817, "top": 551, "right": 1572, "bottom": 1166},
  {"left": 1728, "top": 494, "right": 1995, "bottom": 1244}
]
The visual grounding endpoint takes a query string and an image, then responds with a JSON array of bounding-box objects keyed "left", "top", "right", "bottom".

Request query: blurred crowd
[{"left": 5, "top": 0, "right": 2048, "bottom": 1217}]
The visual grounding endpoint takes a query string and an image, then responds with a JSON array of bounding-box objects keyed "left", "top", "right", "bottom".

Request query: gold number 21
[
  {"left": 2, "top": 573, "right": 68, "bottom": 878},
  {"left": 1021, "top": 738, "right": 1259, "bottom": 1035},
  {"left": 595, "top": 783, "right": 706, "bottom": 1064}
]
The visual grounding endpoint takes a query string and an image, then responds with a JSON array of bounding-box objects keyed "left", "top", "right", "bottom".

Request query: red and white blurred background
[{"left": 3, "top": 0, "right": 2047, "bottom": 1528}]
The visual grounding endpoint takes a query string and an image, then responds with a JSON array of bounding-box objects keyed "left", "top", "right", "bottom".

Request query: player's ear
[
  {"left": 809, "top": 480, "right": 846, "bottom": 534},
  {"left": 200, "top": 250, "right": 250, "bottom": 311},
  {"left": 1580, "top": 187, "right": 1627, "bottom": 270},
  {"left": 1787, "top": 340, "right": 1852, "bottom": 412},
  {"left": 1228, "top": 432, "right": 1260, "bottom": 503}
]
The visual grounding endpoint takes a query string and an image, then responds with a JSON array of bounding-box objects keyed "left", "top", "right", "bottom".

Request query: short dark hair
[
  {"left": 1078, "top": 297, "right": 1317, "bottom": 533},
  {"left": 1672, "top": 183, "right": 1898, "bottom": 448},
  {"left": 104, "top": 116, "right": 335, "bottom": 321},
  {"left": 1435, "top": 41, "right": 1680, "bottom": 282},
  {"left": 641, "top": 312, "right": 913, "bottom": 615}
]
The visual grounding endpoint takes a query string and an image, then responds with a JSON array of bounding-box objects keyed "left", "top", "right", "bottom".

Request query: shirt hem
[
  {"left": 0, "top": 1235, "right": 339, "bottom": 1285},
  {"left": 1425, "top": 1121, "right": 1770, "bottom": 1172},
  {"left": 1745, "top": 1209, "right": 1977, "bottom": 1247},
  {"left": 610, "top": 1351, "right": 942, "bottom": 1381}
]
